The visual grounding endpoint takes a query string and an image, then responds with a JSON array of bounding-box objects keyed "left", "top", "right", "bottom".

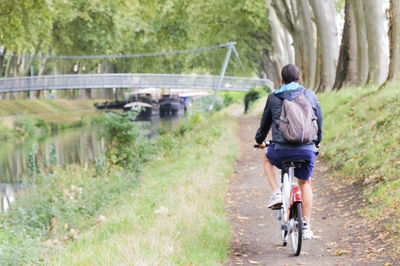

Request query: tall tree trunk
[
  {"left": 295, "top": 0, "right": 317, "bottom": 89},
  {"left": 309, "top": 0, "right": 339, "bottom": 92},
  {"left": 363, "top": 0, "right": 389, "bottom": 84},
  {"left": 271, "top": 0, "right": 317, "bottom": 89},
  {"left": 353, "top": 0, "right": 369, "bottom": 86},
  {"left": 388, "top": 0, "right": 400, "bottom": 80},
  {"left": 333, "top": 0, "right": 358, "bottom": 90},
  {"left": 0, "top": 47, "right": 6, "bottom": 77},
  {"left": 5, "top": 53, "right": 17, "bottom": 77}
]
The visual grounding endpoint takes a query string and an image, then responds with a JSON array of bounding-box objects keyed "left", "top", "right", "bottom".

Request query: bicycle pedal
[{"left": 271, "top": 203, "right": 282, "bottom": 210}]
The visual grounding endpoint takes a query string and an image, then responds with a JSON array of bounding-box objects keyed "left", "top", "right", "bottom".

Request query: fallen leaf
[
  {"left": 333, "top": 249, "right": 352, "bottom": 256},
  {"left": 248, "top": 260, "right": 259, "bottom": 265}
]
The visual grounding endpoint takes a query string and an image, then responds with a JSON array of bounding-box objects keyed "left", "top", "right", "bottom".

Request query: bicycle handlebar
[
  {"left": 254, "top": 140, "right": 320, "bottom": 150},
  {"left": 253, "top": 140, "right": 271, "bottom": 149}
]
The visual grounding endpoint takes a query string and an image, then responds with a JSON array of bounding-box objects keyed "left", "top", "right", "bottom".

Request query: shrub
[{"left": 101, "top": 111, "right": 152, "bottom": 171}]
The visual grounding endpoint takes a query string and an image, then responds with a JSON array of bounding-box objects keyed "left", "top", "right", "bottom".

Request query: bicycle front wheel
[{"left": 289, "top": 202, "right": 303, "bottom": 256}]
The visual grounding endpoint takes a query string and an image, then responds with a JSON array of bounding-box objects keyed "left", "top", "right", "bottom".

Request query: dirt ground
[{"left": 225, "top": 108, "right": 399, "bottom": 266}]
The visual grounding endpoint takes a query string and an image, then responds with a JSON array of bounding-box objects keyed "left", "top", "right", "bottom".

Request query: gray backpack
[{"left": 279, "top": 90, "right": 318, "bottom": 144}]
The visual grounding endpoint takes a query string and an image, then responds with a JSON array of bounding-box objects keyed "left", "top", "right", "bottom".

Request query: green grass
[
  {"left": 319, "top": 81, "right": 400, "bottom": 247},
  {"left": 0, "top": 110, "right": 238, "bottom": 265},
  {"left": 44, "top": 113, "right": 237, "bottom": 265},
  {"left": 0, "top": 99, "right": 103, "bottom": 140}
]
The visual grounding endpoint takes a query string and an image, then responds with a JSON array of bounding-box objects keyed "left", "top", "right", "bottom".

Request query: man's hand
[{"left": 254, "top": 142, "right": 266, "bottom": 149}]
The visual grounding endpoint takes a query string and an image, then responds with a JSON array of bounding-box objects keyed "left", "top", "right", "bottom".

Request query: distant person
[{"left": 254, "top": 64, "right": 323, "bottom": 240}]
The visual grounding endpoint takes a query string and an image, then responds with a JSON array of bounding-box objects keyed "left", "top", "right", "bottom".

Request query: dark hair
[{"left": 281, "top": 64, "right": 299, "bottom": 84}]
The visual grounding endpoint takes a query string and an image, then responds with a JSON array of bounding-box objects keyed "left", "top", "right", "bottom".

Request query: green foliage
[
  {"left": 13, "top": 116, "right": 39, "bottom": 137},
  {"left": 0, "top": 166, "right": 140, "bottom": 264},
  {"left": 1, "top": 0, "right": 271, "bottom": 77},
  {"left": 174, "top": 112, "right": 204, "bottom": 136},
  {"left": 0, "top": 122, "right": 12, "bottom": 140},
  {"left": 243, "top": 87, "right": 269, "bottom": 113},
  {"left": 0, "top": 107, "right": 230, "bottom": 264},
  {"left": 43, "top": 113, "right": 236, "bottom": 265},
  {"left": 319, "top": 81, "right": 400, "bottom": 241},
  {"left": 101, "top": 111, "right": 152, "bottom": 171}
]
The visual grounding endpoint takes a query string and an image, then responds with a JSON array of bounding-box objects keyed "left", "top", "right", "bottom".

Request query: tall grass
[
  {"left": 45, "top": 113, "right": 237, "bottom": 265},
  {"left": 0, "top": 110, "right": 237, "bottom": 264},
  {"left": 319, "top": 82, "right": 400, "bottom": 246}
]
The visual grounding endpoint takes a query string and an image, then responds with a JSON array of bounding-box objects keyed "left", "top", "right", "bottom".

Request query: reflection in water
[
  {"left": 0, "top": 183, "right": 24, "bottom": 212},
  {"left": 0, "top": 127, "right": 105, "bottom": 184}
]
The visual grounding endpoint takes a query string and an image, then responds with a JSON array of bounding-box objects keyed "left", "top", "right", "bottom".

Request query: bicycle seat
[{"left": 282, "top": 160, "right": 306, "bottom": 168}]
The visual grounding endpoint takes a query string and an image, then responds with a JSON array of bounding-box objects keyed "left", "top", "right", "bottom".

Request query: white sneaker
[
  {"left": 267, "top": 192, "right": 282, "bottom": 209},
  {"left": 303, "top": 222, "right": 314, "bottom": 240}
]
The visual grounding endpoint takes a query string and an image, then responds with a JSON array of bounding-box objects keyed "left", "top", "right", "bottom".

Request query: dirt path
[{"left": 225, "top": 111, "right": 398, "bottom": 265}]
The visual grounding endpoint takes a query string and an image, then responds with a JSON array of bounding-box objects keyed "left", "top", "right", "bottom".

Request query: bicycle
[
  {"left": 254, "top": 141, "right": 304, "bottom": 256},
  {"left": 278, "top": 159, "right": 304, "bottom": 256}
]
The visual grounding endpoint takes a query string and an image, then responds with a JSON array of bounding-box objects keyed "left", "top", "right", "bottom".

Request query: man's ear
[
  {"left": 281, "top": 78, "right": 285, "bottom": 85},
  {"left": 297, "top": 76, "right": 301, "bottom": 83}
]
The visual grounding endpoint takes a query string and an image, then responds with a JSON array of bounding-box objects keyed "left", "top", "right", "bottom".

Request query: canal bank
[
  {"left": 0, "top": 103, "right": 239, "bottom": 264},
  {"left": 0, "top": 99, "right": 103, "bottom": 139}
]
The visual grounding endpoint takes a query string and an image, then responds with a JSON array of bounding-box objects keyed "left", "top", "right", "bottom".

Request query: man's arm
[
  {"left": 315, "top": 101, "right": 323, "bottom": 145},
  {"left": 305, "top": 89, "right": 323, "bottom": 144},
  {"left": 255, "top": 94, "right": 273, "bottom": 144}
]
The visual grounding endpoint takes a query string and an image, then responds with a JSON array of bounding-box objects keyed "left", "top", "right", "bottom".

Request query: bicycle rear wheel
[{"left": 289, "top": 202, "right": 303, "bottom": 256}]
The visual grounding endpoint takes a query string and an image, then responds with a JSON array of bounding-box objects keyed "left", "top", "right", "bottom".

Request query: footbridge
[{"left": 0, "top": 73, "right": 273, "bottom": 93}]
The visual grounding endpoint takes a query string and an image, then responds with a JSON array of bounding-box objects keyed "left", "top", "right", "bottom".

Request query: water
[{"left": 0, "top": 114, "right": 184, "bottom": 212}]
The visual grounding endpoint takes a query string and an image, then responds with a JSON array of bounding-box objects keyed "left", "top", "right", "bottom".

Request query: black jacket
[{"left": 255, "top": 87, "right": 323, "bottom": 149}]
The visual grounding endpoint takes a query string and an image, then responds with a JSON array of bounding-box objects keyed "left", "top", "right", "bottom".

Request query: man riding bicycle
[{"left": 254, "top": 64, "right": 323, "bottom": 240}]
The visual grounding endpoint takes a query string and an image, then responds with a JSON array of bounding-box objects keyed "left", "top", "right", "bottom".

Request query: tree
[
  {"left": 333, "top": 0, "right": 358, "bottom": 90},
  {"left": 309, "top": 0, "right": 339, "bottom": 92},
  {"left": 388, "top": 0, "right": 400, "bottom": 81},
  {"left": 270, "top": 0, "right": 317, "bottom": 89},
  {"left": 363, "top": 0, "right": 389, "bottom": 84}
]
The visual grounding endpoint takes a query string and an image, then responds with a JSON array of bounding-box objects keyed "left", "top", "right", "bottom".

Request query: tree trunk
[
  {"left": 0, "top": 47, "right": 6, "bottom": 77},
  {"left": 259, "top": 49, "right": 280, "bottom": 90},
  {"left": 309, "top": 0, "right": 339, "bottom": 92},
  {"left": 296, "top": 0, "right": 317, "bottom": 89},
  {"left": 271, "top": 0, "right": 317, "bottom": 89},
  {"left": 388, "top": 0, "right": 400, "bottom": 80},
  {"left": 353, "top": 0, "right": 369, "bottom": 86},
  {"left": 5, "top": 53, "right": 17, "bottom": 77},
  {"left": 333, "top": 0, "right": 358, "bottom": 90},
  {"left": 363, "top": 0, "right": 389, "bottom": 84}
]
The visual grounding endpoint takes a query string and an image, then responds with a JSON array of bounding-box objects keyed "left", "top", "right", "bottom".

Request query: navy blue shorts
[{"left": 266, "top": 143, "right": 317, "bottom": 180}]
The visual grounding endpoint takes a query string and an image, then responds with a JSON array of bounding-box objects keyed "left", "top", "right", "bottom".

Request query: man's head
[{"left": 281, "top": 64, "right": 300, "bottom": 84}]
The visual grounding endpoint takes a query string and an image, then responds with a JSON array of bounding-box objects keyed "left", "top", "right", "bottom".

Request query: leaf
[{"left": 333, "top": 249, "right": 352, "bottom": 256}]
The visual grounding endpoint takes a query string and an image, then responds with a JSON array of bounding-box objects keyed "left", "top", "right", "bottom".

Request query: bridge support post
[{"left": 209, "top": 42, "right": 235, "bottom": 112}]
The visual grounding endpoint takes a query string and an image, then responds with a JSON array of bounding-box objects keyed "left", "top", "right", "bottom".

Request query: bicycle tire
[{"left": 289, "top": 202, "right": 303, "bottom": 256}]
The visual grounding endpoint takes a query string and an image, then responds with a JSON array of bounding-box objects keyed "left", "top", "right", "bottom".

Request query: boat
[
  {"left": 123, "top": 102, "right": 154, "bottom": 118},
  {"left": 93, "top": 100, "right": 125, "bottom": 110},
  {"left": 158, "top": 95, "right": 183, "bottom": 116}
]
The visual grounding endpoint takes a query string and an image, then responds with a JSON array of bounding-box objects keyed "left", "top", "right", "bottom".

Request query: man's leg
[
  {"left": 298, "top": 178, "right": 314, "bottom": 239},
  {"left": 264, "top": 156, "right": 279, "bottom": 190},
  {"left": 297, "top": 179, "right": 313, "bottom": 220},
  {"left": 264, "top": 156, "right": 282, "bottom": 208}
]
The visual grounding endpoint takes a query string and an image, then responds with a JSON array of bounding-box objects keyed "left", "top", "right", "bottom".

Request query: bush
[
  {"left": 101, "top": 111, "right": 152, "bottom": 171},
  {"left": 13, "top": 116, "right": 39, "bottom": 137},
  {"left": 243, "top": 86, "right": 271, "bottom": 113}
]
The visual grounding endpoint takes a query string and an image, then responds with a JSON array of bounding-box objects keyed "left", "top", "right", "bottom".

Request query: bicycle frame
[{"left": 279, "top": 163, "right": 303, "bottom": 256}]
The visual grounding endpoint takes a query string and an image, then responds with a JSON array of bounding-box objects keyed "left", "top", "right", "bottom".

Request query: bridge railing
[{"left": 0, "top": 73, "right": 273, "bottom": 93}]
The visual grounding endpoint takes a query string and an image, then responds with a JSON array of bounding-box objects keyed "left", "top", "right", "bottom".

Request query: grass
[
  {"left": 0, "top": 99, "right": 103, "bottom": 140},
  {"left": 318, "top": 81, "right": 400, "bottom": 247},
  {"left": 45, "top": 113, "right": 237, "bottom": 265},
  {"left": 0, "top": 110, "right": 238, "bottom": 265}
]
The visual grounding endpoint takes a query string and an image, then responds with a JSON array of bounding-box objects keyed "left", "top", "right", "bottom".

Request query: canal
[{"left": 0, "top": 114, "right": 184, "bottom": 212}]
